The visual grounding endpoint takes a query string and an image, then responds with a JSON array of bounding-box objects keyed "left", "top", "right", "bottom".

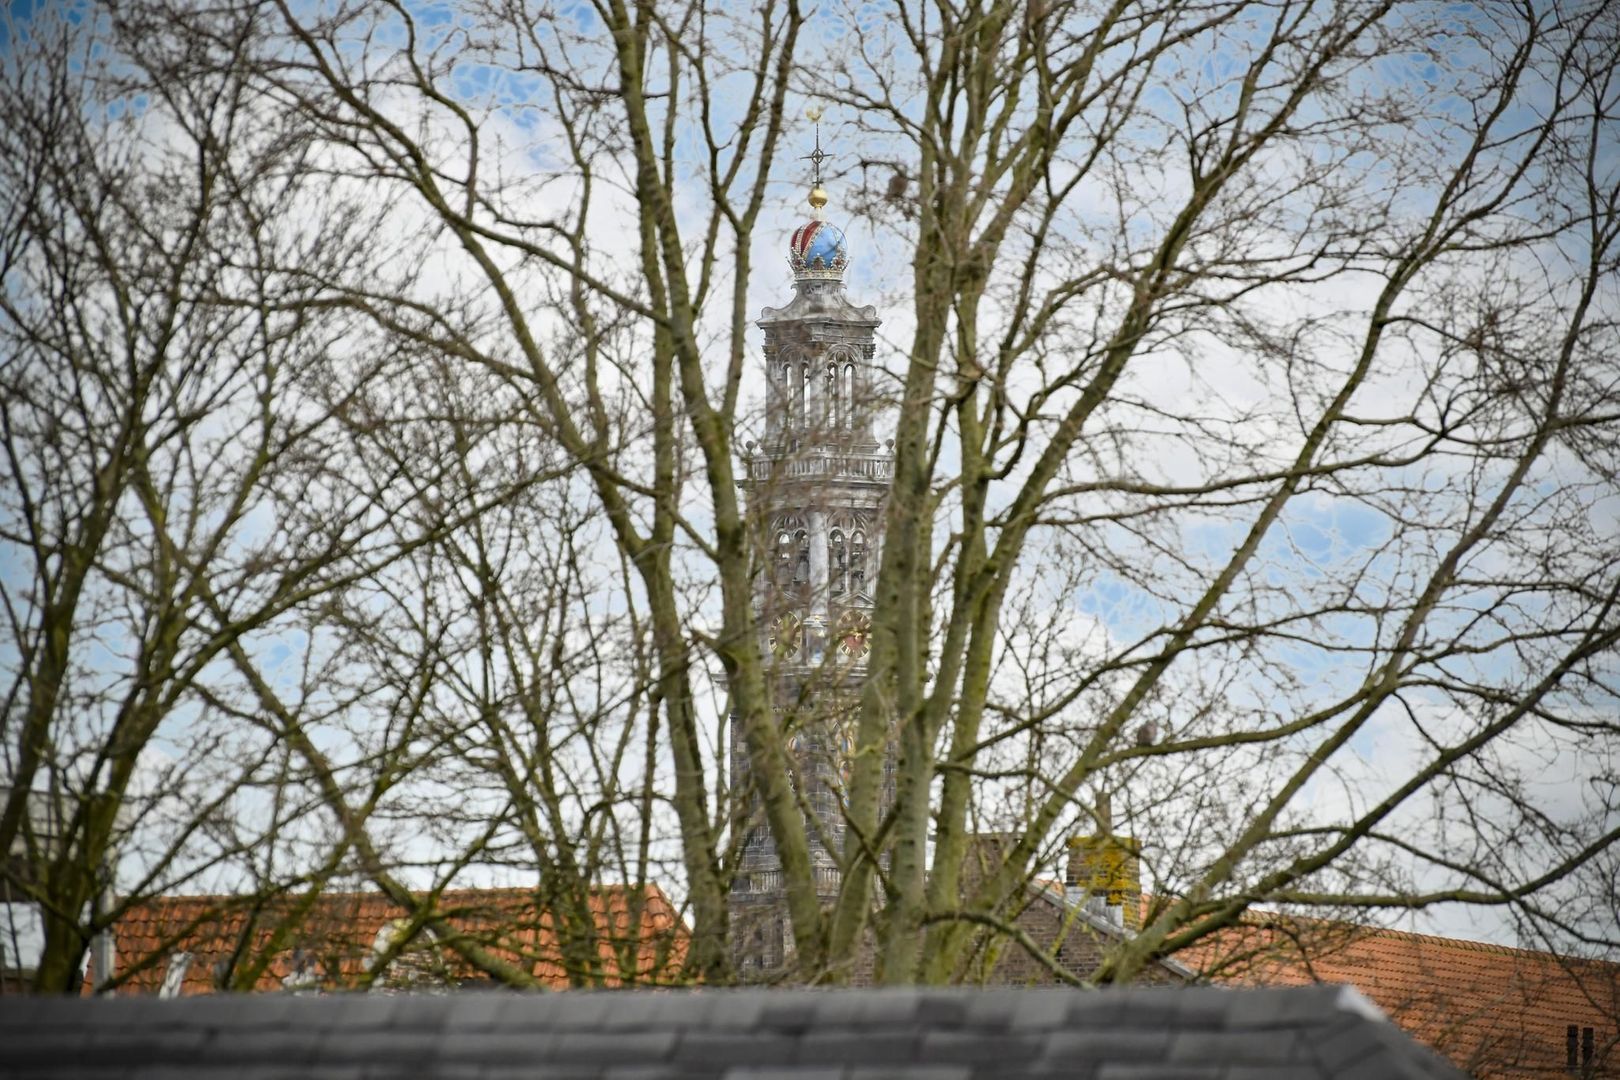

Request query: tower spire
[{"left": 787, "top": 107, "right": 849, "bottom": 281}]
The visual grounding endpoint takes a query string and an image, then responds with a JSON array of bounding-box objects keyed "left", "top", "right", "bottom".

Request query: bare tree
[
  {"left": 0, "top": 2, "right": 539, "bottom": 991},
  {"left": 831, "top": 0, "right": 1620, "bottom": 984}
]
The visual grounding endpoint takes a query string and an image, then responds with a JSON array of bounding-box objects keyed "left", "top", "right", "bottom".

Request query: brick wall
[{"left": 973, "top": 890, "right": 1182, "bottom": 986}]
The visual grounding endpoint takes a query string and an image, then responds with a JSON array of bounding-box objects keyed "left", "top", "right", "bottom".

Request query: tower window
[
  {"left": 775, "top": 530, "right": 794, "bottom": 586},
  {"left": 827, "top": 362, "right": 840, "bottom": 430},
  {"left": 830, "top": 529, "right": 846, "bottom": 595},
  {"left": 793, "top": 529, "right": 810, "bottom": 585},
  {"left": 796, "top": 362, "right": 808, "bottom": 428},
  {"left": 845, "top": 363, "right": 856, "bottom": 429},
  {"left": 850, "top": 531, "right": 866, "bottom": 592}
]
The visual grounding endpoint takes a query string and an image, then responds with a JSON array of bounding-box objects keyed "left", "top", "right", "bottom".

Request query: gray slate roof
[{"left": 0, "top": 984, "right": 1464, "bottom": 1080}]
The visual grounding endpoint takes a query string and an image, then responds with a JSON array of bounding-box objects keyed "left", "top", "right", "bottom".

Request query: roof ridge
[
  {"left": 124, "top": 882, "right": 666, "bottom": 904},
  {"left": 1228, "top": 909, "right": 1619, "bottom": 968},
  {"left": 1347, "top": 922, "right": 1616, "bottom": 966}
]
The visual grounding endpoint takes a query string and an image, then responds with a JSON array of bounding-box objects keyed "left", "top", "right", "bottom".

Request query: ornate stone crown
[{"left": 788, "top": 218, "right": 848, "bottom": 280}]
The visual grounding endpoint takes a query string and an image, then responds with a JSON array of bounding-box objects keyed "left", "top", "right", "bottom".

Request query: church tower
[{"left": 731, "top": 148, "right": 893, "bottom": 979}]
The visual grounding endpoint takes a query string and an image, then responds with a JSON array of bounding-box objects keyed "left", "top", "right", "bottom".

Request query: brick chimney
[
  {"left": 1064, "top": 795, "right": 1143, "bottom": 930},
  {"left": 1064, "top": 835, "right": 1143, "bottom": 930}
]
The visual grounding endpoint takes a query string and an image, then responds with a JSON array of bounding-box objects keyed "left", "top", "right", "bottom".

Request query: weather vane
[{"left": 804, "top": 105, "right": 830, "bottom": 216}]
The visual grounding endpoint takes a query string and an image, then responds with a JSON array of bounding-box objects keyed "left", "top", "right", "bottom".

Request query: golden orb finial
[{"left": 809, "top": 187, "right": 829, "bottom": 210}]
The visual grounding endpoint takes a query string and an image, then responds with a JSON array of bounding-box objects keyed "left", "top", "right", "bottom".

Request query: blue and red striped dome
[{"left": 789, "top": 220, "right": 848, "bottom": 279}]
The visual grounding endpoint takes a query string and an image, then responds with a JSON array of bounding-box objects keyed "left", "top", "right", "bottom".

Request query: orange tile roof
[
  {"left": 1181, "top": 915, "right": 1619, "bottom": 1077},
  {"left": 92, "top": 884, "right": 688, "bottom": 996}
]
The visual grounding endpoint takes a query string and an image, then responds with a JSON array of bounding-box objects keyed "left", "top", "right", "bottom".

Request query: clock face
[
  {"left": 836, "top": 609, "right": 871, "bottom": 658},
  {"left": 768, "top": 612, "right": 801, "bottom": 660}
]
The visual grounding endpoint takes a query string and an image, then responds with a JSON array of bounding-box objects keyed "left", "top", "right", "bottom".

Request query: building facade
[{"left": 729, "top": 183, "right": 894, "bottom": 978}]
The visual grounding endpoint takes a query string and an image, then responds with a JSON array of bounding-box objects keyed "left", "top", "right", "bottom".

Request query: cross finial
[{"left": 804, "top": 106, "right": 830, "bottom": 185}]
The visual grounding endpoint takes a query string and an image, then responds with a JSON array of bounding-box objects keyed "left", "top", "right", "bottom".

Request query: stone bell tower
[{"left": 730, "top": 147, "right": 894, "bottom": 979}]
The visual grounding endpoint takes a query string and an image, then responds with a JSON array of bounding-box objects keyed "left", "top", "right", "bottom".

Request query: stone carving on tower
[{"left": 730, "top": 127, "right": 894, "bottom": 979}]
